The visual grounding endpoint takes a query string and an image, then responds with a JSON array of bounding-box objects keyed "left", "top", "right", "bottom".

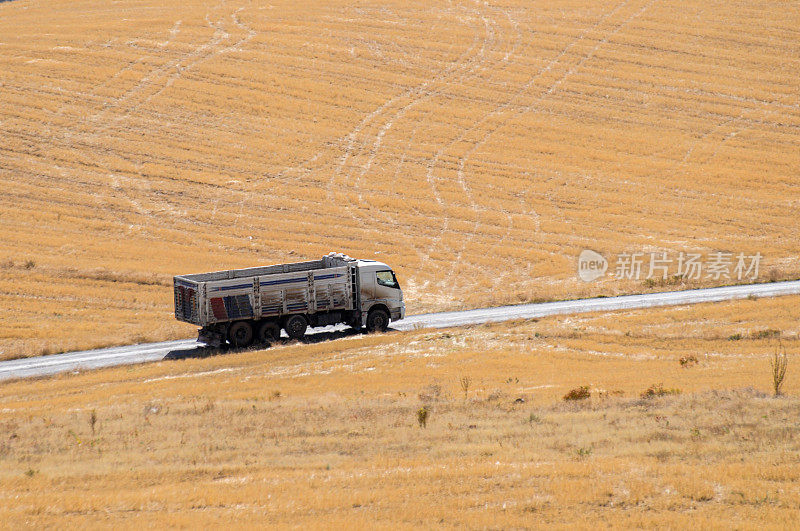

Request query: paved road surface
[{"left": 2, "top": 280, "right": 799, "bottom": 382}]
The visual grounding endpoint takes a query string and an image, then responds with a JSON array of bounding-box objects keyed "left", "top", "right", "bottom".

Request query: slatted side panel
[
  {"left": 174, "top": 279, "right": 199, "bottom": 323},
  {"left": 313, "top": 267, "right": 350, "bottom": 311},
  {"left": 258, "top": 266, "right": 352, "bottom": 317},
  {"left": 224, "top": 294, "right": 253, "bottom": 319},
  {"left": 285, "top": 286, "right": 308, "bottom": 313},
  {"left": 260, "top": 274, "right": 308, "bottom": 316},
  {"left": 203, "top": 279, "right": 255, "bottom": 323},
  {"left": 260, "top": 289, "right": 284, "bottom": 317},
  {"left": 316, "top": 283, "right": 332, "bottom": 310},
  {"left": 331, "top": 282, "right": 349, "bottom": 309},
  {"left": 313, "top": 283, "right": 349, "bottom": 310}
]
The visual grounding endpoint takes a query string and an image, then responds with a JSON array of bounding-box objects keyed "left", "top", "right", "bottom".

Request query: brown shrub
[
  {"left": 563, "top": 386, "right": 591, "bottom": 401},
  {"left": 641, "top": 383, "right": 681, "bottom": 399}
]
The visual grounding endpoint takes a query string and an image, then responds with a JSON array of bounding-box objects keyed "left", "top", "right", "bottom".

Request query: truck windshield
[{"left": 376, "top": 270, "right": 400, "bottom": 289}]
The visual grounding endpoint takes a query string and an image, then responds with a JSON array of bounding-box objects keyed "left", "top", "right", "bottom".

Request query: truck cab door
[
  {"left": 360, "top": 271, "right": 375, "bottom": 302},
  {"left": 374, "top": 270, "right": 401, "bottom": 300}
]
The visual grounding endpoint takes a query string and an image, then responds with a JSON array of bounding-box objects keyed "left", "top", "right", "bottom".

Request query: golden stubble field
[
  {"left": 1, "top": 0, "right": 799, "bottom": 358},
  {"left": 0, "top": 296, "right": 799, "bottom": 526}
]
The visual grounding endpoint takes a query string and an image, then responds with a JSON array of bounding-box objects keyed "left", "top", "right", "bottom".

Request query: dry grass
[
  {"left": 2, "top": 0, "right": 800, "bottom": 359},
  {"left": 0, "top": 296, "right": 799, "bottom": 526}
]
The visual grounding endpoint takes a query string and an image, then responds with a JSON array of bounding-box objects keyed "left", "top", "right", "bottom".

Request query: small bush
[
  {"left": 563, "top": 386, "right": 591, "bottom": 401},
  {"left": 416, "top": 406, "right": 429, "bottom": 428},
  {"left": 752, "top": 329, "right": 780, "bottom": 340},
  {"left": 728, "top": 333, "right": 743, "bottom": 341},
  {"left": 641, "top": 383, "right": 681, "bottom": 399},
  {"left": 576, "top": 447, "right": 593, "bottom": 457},
  {"left": 770, "top": 342, "right": 788, "bottom": 397},
  {"left": 459, "top": 376, "right": 470, "bottom": 400},
  {"left": 23, "top": 259, "right": 36, "bottom": 269},
  {"left": 89, "top": 410, "right": 97, "bottom": 435}
]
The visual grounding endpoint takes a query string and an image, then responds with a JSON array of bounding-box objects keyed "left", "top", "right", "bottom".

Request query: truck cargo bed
[{"left": 174, "top": 255, "right": 358, "bottom": 327}]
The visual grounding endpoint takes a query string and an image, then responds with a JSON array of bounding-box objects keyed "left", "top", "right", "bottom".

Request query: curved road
[{"left": 2, "top": 280, "right": 799, "bottom": 382}]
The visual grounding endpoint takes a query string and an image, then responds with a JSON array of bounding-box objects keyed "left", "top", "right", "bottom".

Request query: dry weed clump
[
  {"left": 770, "top": 342, "right": 789, "bottom": 397},
  {"left": 752, "top": 329, "right": 781, "bottom": 340},
  {"left": 640, "top": 383, "right": 681, "bottom": 399},
  {"left": 416, "top": 406, "right": 429, "bottom": 428},
  {"left": 459, "top": 376, "right": 471, "bottom": 400},
  {"left": 563, "top": 386, "right": 591, "bottom": 401}
]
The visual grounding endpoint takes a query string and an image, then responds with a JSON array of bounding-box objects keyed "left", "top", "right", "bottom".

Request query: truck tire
[
  {"left": 257, "top": 320, "right": 281, "bottom": 345},
  {"left": 284, "top": 314, "right": 308, "bottom": 340},
  {"left": 228, "top": 321, "right": 254, "bottom": 348},
  {"left": 366, "top": 308, "right": 389, "bottom": 333}
]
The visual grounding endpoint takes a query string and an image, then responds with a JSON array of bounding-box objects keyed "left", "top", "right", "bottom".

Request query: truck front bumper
[{"left": 391, "top": 303, "right": 405, "bottom": 321}]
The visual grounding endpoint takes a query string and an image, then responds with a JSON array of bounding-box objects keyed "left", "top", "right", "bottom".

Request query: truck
[{"left": 173, "top": 252, "right": 405, "bottom": 348}]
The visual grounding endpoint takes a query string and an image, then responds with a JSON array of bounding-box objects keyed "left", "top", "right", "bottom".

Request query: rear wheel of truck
[
  {"left": 228, "top": 321, "right": 254, "bottom": 348},
  {"left": 366, "top": 308, "right": 389, "bottom": 333},
  {"left": 257, "top": 320, "right": 281, "bottom": 345},
  {"left": 284, "top": 314, "right": 308, "bottom": 340}
]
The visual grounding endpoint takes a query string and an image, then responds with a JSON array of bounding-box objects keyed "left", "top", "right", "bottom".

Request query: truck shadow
[{"left": 163, "top": 326, "right": 396, "bottom": 360}]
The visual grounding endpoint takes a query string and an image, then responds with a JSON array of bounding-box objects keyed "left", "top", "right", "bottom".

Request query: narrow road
[{"left": 2, "top": 280, "right": 799, "bottom": 382}]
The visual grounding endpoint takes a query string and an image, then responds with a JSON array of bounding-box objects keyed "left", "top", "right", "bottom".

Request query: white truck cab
[{"left": 356, "top": 259, "right": 405, "bottom": 325}]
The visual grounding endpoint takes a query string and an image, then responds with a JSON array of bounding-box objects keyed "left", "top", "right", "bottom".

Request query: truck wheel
[
  {"left": 257, "top": 321, "right": 281, "bottom": 345},
  {"left": 284, "top": 314, "right": 308, "bottom": 340},
  {"left": 228, "top": 321, "right": 254, "bottom": 348},
  {"left": 366, "top": 308, "right": 389, "bottom": 333}
]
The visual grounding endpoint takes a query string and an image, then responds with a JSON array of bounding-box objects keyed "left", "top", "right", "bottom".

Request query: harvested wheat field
[
  {"left": 1, "top": 296, "right": 799, "bottom": 526},
  {"left": 2, "top": 0, "right": 800, "bottom": 358}
]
